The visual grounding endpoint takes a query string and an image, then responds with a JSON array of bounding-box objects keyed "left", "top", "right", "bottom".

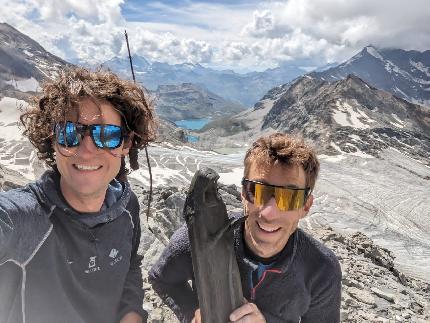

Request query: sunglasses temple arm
[
  {"left": 305, "top": 189, "right": 312, "bottom": 202},
  {"left": 207, "top": 216, "right": 247, "bottom": 250}
]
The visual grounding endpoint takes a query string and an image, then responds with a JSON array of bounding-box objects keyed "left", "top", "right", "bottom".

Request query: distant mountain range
[
  {"left": 198, "top": 74, "right": 430, "bottom": 166},
  {"left": 154, "top": 82, "right": 245, "bottom": 121},
  {"left": 101, "top": 55, "right": 308, "bottom": 107},
  {"left": 312, "top": 45, "right": 430, "bottom": 106},
  {"left": 102, "top": 45, "right": 430, "bottom": 108}
]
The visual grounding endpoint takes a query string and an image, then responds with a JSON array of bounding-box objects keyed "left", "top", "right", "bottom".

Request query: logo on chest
[
  {"left": 109, "top": 248, "right": 123, "bottom": 266},
  {"left": 84, "top": 256, "right": 101, "bottom": 274}
]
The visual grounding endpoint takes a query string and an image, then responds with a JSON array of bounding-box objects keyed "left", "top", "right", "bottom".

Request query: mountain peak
[
  {"left": 313, "top": 46, "right": 430, "bottom": 105},
  {"left": 0, "top": 23, "right": 68, "bottom": 85},
  {"left": 363, "top": 45, "right": 384, "bottom": 60}
]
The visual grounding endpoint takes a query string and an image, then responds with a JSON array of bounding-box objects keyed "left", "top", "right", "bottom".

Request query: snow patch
[
  {"left": 393, "top": 87, "right": 410, "bottom": 100},
  {"left": 5, "top": 77, "right": 39, "bottom": 92},
  {"left": 332, "top": 101, "right": 371, "bottom": 129},
  {"left": 366, "top": 46, "right": 384, "bottom": 60},
  {"left": 0, "top": 97, "right": 27, "bottom": 140},
  {"left": 218, "top": 167, "right": 243, "bottom": 186},
  {"left": 129, "top": 164, "right": 189, "bottom": 187},
  {"left": 23, "top": 49, "right": 34, "bottom": 57},
  {"left": 330, "top": 141, "right": 343, "bottom": 153},
  {"left": 349, "top": 134, "right": 361, "bottom": 141},
  {"left": 410, "top": 60, "right": 430, "bottom": 77},
  {"left": 319, "top": 154, "right": 346, "bottom": 162},
  {"left": 390, "top": 113, "right": 405, "bottom": 128},
  {"left": 330, "top": 141, "right": 373, "bottom": 159}
]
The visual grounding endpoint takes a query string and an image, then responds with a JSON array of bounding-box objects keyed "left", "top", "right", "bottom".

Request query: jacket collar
[
  {"left": 30, "top": 170, "right": 131, "bottom": 228},
  {"left": 233, "top": 212, "right": 299, "bottom": 274}
]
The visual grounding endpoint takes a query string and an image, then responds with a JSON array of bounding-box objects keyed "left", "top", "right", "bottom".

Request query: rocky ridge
[
  {"left": 197, "top": 74, "right": 430, "bottom": 166},
  {"left": 0, "top": 23, "right": 68, "bottom": 100},
  {"left": 312, "top": 45, "right": 430, "bottom": 106}
]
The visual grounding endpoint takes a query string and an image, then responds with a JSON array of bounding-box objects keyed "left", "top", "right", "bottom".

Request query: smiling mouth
[
  {"left": 73, "top": 164, "right": 102, "bottom": 171},
  {"left": 257, "top": 221, "right": 281, "bottom": 233}
]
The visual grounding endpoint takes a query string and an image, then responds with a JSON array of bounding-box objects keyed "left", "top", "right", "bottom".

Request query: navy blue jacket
[{"left": 0, "top": 170, "right": 146, "bottom": 323}]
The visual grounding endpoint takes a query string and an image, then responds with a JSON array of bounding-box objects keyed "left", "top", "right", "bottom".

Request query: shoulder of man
[
  {"left": 0, "top": 182, "right": 52, "bottom": 221},
  {"left": 295, "top": 228, "right": 342, "bottom": 279},
  {"left": 0, "top": 183, "right": 53, "bottom": 264}
]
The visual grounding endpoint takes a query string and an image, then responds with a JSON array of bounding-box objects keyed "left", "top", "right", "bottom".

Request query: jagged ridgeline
[{"left": 198, "top": 75, "right": 430, "bottom": 166}]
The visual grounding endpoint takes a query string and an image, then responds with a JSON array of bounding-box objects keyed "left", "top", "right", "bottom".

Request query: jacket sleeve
[
  {"left": 148, "top": 224, "right": 198, "bottom": 323},
  {"left": 117, "top": 195, "right": 148, "bottom": 322},
  {"left": 301, "top": 258, "right": 342, "bottom": 323},
  {"left": 0, "top": 202, "right": 13, "bottom": 263},
  {"left": 0, "top": 192, "right": 20, "bottom": 263}
]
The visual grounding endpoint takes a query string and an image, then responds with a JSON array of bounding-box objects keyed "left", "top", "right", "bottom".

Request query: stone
[
  {"left": 371, "top": 287, "right": 395, "bottom": 303},
  {"left": 347, "top": 287, "right": 377, "bottom": 307}
]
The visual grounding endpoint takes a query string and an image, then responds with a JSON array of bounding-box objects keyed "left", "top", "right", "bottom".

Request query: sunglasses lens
[
  {"left": 243, "top": 181, "right": 255, "bottom": 204},
  {"left": 254, "top": 183, "right": 274, "bottom": 207},
  {"left": 92, "top": 125, "right": 122, "bottom": 149},
  {"left": 275, "top": 188, "right": 305, "bottom": 211},
  {"left": 56, "top": 122, "right": 79, "bottom": 147}
]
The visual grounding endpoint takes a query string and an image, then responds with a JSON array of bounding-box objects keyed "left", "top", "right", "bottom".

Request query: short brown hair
[
  {"left": 20, "top": 67, "right": 157, "bottom": 177},
  {"left": 244, "top": 133, "right": 320, "bottom": 190}
]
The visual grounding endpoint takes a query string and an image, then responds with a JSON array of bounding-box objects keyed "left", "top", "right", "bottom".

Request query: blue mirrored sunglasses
[{"left": 55, "top": 121, "right": 126, "bottom": 150}]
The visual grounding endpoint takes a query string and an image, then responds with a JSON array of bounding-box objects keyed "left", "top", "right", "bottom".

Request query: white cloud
[
  {"left": 28, "top": 0, "right": 124, "bottom": 24},
  {"left": 240, "top": 0, "right": 430, "bottom": 64},
  {"left": 0, "top": 0, "right": 429, "bottom": 71},
  {"left": 123, "top": 27, "right": 215, "bottom": 64}
]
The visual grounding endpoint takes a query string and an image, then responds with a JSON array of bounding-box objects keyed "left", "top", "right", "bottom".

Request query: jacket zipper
[{"left": 250, "top": 268, "right": 282, "bottom": 301}]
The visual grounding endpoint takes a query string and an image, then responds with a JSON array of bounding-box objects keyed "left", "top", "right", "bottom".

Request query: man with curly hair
[
  {"left": 0, "top": 68, "right": 157, "bottom": 323},
  {"left": 149, "top": 133, "right": 342, "bottom": 323}
]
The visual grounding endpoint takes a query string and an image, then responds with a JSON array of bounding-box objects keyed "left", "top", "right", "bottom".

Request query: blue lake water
[
  {"left": 174, "top": 118, "right": 210, "bottom": 130},
  {"left": 174, "top": 119, "right": 211, "bottom": 142}
]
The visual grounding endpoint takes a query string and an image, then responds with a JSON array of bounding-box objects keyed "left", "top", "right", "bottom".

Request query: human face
[
  {"left": 242, "top": 161, "right": 313, "bottom": 258},
  {"left": 54, "top": 98, "right": 130, "bottom": 207}
]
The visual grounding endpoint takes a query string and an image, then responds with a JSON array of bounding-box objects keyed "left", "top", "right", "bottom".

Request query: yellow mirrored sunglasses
[{"left": 242, "top": 178, "right": 310, "bottom": 211}]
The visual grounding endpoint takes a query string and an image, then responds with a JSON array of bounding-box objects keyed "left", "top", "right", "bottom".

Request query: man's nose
[
  {"left": 77, "top": 133, "right": 99, "bottom": 154},
  {"left": 259, "top": 197, "right": 280, "bottom": 219}
]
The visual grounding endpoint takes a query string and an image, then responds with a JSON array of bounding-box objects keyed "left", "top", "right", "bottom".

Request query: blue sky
[{"left": 1, "top": 0, "right": 429, "bottom": 72}]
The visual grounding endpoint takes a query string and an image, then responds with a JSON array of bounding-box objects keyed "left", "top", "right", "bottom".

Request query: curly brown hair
[
  {"left": 244, "top": 133, "right": 320, "bottom": 190},
  {"left": 20, "top": 67, "right": 157, "bottom": 178}
]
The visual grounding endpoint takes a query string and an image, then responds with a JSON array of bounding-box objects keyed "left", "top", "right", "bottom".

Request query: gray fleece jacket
[
  {"left": 0, "top": 170, "right": 146, "bottom": 323},
  {"left": 148, "top": 214, "right": 342, "bottom": 323}
]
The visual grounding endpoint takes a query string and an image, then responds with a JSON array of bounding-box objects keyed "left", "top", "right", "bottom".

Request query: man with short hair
[
  {"left": 149, "top": 133, "right": 342, "bottom": 323},
  {"left": 0, "top": 68, "right": 157, "bottom": 323}
]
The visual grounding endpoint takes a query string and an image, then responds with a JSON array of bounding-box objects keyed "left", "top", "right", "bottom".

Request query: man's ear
[
  {"left": 301, "top": 194, "right": 314, "bottom": 217},
  {"left": 122, "top": 132, "right": 134, "bottom": 154}
]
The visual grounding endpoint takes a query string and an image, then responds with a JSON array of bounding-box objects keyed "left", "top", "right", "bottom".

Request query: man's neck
[{"left": 60, "top": 179, "right": 107, "bottom": 213}]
